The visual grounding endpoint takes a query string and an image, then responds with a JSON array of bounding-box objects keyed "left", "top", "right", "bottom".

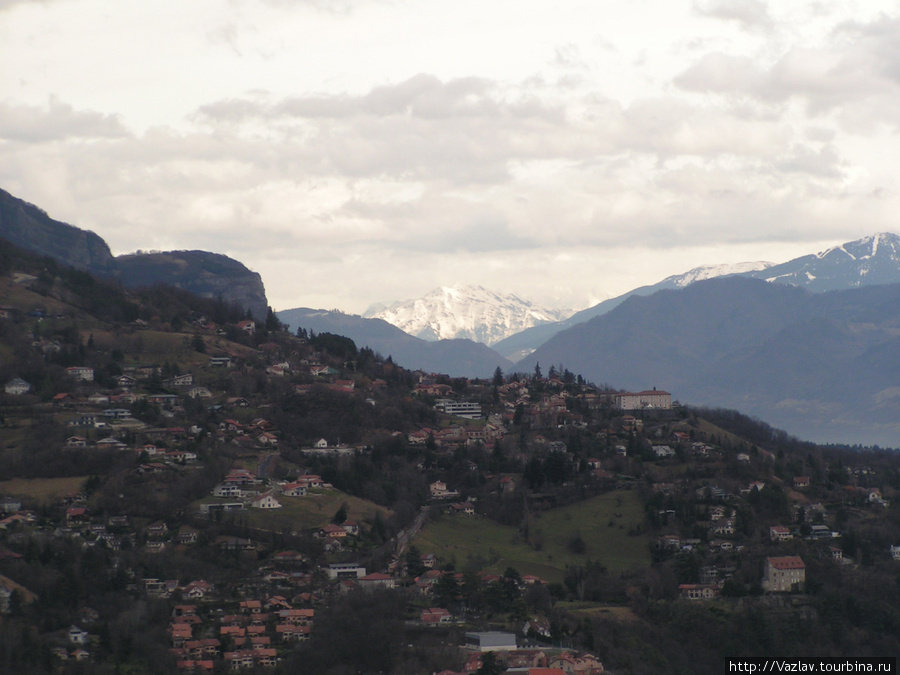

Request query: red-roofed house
[{"left": 762, "top": 556, "right": 805, "bottom": 592}]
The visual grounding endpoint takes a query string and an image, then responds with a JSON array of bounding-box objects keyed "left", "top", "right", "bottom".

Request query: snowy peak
[
  {"left": 364, "top": 284, "right": 571, "bottom": 346},
  {"left": 752, "top": 232, "right": 900, "bottom": 291},
  {"left": 663, "top": 261, "right": 773, "bottom": 288}
]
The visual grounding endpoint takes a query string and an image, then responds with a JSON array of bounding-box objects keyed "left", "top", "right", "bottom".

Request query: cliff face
[
  {"left": 0, "top": 188, "right": 268, "bottom": 319},
  {"left": 116, "top": 250, "right": 269, "bottom": 321},
  {"left": 0, "top": 188, "right": 117, "bottom": 276}
]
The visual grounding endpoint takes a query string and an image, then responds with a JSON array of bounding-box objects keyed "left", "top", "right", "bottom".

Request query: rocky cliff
[
  {"left": 0, "top": 187, "right": 268, "bottom": 319},
  {"left": 117, "top": 250, "right": 268, "bottom": 321},
  {"left": 0, "top": 188, "right": 117, "bottom": 276}
]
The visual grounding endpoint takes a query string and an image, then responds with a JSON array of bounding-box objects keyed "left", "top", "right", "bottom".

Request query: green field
[
  {"left": 413, "top": 490, "right": 650, "bottom": 583},
  {"left": 0, "top": 476, "right": 88, "bottom": 504},
  {"left": 197, "top": 487, "right": 392, "bottom": 533}
]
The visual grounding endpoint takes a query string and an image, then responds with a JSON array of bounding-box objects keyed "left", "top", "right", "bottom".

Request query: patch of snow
[{"left": 666, "top": 261, "right": 772, "bottom": 288}]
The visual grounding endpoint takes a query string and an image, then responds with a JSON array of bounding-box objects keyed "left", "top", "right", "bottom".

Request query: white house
[
  {"left": 66, "top": 366, "right": 95, "bottom": 382},
  {"left": 251, "top": 494, "right": 282, "bottom": 509},
  {"left": 4, "top": 378, "right": 31, "bottom": 395},
  {"left": 281, "top": 483, "right": 308, "bottom": 497}
]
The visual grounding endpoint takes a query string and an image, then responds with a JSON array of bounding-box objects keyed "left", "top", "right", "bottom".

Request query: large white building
[
  {"left": 615, "top": 389, "right": 672, "bottom": 411},
  {"left": 762, "top": 556, "right": 806, "bottom": 592}
]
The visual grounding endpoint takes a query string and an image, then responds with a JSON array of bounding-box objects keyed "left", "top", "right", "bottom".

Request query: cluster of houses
[{"left": 168, "top": 598, "right": 315, "bottom": 672}]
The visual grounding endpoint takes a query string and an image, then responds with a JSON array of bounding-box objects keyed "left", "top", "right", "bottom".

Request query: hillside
[
  {"left": 117, "top": 250, "right": 268, "bottom": 322},
  {"left": 520, "top": 276, "right": 900, "bottom": 446},
  {"left": 1, "top": 240, "right": 899, "bottom": 674},
  {"left": 277, "top": 307, "right": 514, "bottom": 378},
  {"left": 0, "top": 187, "right": 116, "bottom": 276},
  {"left": 0, "top": 187, "right": 268, "bottom": 319}
]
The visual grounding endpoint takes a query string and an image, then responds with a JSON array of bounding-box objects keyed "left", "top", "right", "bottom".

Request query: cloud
[
  {"left": 0, "top": 98, "right": 129, "bottom": 142},
  {"left": 0, "top": 0, "right": 66, "bottom": 10},
  {"left": 675, "top": 12, "right": 900, "bottom": 128},
  {"left": 693, "top": 0, "right": 773, "bottom": 31}
]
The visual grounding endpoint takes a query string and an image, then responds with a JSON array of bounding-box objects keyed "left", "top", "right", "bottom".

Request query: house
[
  {"left": 182, "top": 580, "right": 214, "bottom": 599},
  {"left": 522, "top": 617, "right": 551, "bottom": 638},
  {"left": 449, "top": 502, "right": 475, "bottom": 515},
  {"left": 358, "top": 573, "right": 396, "bottom": 590},
  {"left": 213, "top": 483, "right": 243, "bottom": 499},
  {"left": 251, "top": 494, "right": 281, "bottom": 510},
  {"left": 68, "top": 626, "right": 90, "bottom": 645},
  {"left": 793, "top": 476, "right": 810, "bottom": 489},
  {"left": 165, "top": 374, "right": 194, "bottom": 387},
  {"left": 236, "top": 320, "right": 255, "bottom": 335},
  {"left": 318, "top": 524, "right": 346, "bottom": 539},
  {"left": 762, "top": 556, "right": 805, "bottom": 592},
  {"left": 116, "top": 375, "right": 137, "bottom": 389},
  {"left": 87, "top": 393, "right": 110, "bottom": 406},
  {"left": 326, "top": 563, "right": 366, "bottom": 580},
  {"left": 281, "top": 483, "right": 307, "bottom": 497},
  {"left": 769, "top": 526, "right": 793, "bottom": 542},
  {"left": 53, "top": 392, "right": 75, "bottom": 406},
  {"left": 421, "top": 607, "right": 452, "bottom": 626},
  {"left": 66, "top": 366, "right": 94, "bottom": 382},
  {"left": 430, "top": 480, "right": 455, "bottom": 498},
  {"left": 678, "top": 584, "right": 720, "bottom": 600},
  {"left": 652, "top": 445, "right": 676, "bottom": 458},
  {"left": 891, "top": 545, "right": 900, "bottom": 561},
  {"left": 4, "top": 378, "right": 31, "bottom": 395}
]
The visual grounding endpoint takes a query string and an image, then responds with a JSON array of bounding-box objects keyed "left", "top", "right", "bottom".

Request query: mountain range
[
  {"left": 0, "top": 187, "right": 269, "bottom": 320},
  {"left": 276, "top": 307, "right": 514, "bottom": 378},
  {"left": 5, "top": 182, "right": 900, "bottom": 445},
  {"left": 363, "top": 284, "right": 570, "bottom": 346},
  {"left": 520, "top": 275, "right": 900, "bottom": 446}
]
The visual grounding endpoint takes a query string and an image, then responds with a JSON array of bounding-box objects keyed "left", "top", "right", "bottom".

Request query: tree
[
  {"left": 533, "top": 362, "right": 542, "bottom": 380},
  {"left": 493, "top": 366, "right": 504, "bottom": 387},
  {"left": 332, "top": 503, "right": 348, "bottom": 524},
  {"left": 477, "top": 650, "right": 506, "bottom": 675}
]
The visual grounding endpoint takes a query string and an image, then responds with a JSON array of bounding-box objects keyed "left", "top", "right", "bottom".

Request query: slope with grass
[{"left": 413, "top": 490, "right": 649, "bottom": 583}]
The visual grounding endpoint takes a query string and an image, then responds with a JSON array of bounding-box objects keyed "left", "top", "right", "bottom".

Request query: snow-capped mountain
[
  {"left": 363, "top": 284, "right": 571, "bottom": 346},
  {"left": 746, "top": 232, "right": 900, "bottom": 291},
  {"left": 666, "top": 261, "right": 773, "bottom": 287},
  {"left": 493, "top": 233, "right": 900, "bottom": 361}
]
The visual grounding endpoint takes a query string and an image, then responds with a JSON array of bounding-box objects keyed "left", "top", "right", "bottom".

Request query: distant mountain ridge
[
  {"left": 493, "top": 261, "right": 773, "bottom": 360},
  {"left": 0, "top": 187, "right": 268, "bottom": 319},
  {"left": 495, "top": 234, "right": 900, "bottom": 360},
  {"left": 277, "top": 307, "right": 514, "bottom": 378},
  {"left": 519, "top": 276, "right": 900, "bottom": 446},
  {"left": 364, "top": 284, "right": 571, "bottom": 346},
  {"left": 746, "top": 232, "right": 900, "bottom": 291}
]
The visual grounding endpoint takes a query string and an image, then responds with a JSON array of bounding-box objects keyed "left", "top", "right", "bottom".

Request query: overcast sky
[{"left": 3, "top": 0, "right": 900, "bottom": 314}]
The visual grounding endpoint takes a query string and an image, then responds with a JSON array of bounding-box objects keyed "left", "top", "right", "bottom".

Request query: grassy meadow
[
  {"left": 197, "top": 487, "right": 392, "bottom": 533},
  {"left": 413, "top": 489, "right": 650, "bottom": 583},
  {"left": 0, "top": 476, "right": 88, "bottom": 504}
]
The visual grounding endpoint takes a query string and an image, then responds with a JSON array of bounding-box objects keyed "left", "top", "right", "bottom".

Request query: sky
[{"left": 3, "top": 0, "right": 900, "bottom": 315}]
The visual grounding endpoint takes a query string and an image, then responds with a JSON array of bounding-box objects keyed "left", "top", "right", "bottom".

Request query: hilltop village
[{"left": 0, "top": 249, "right": 899, "bottom": 674}]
